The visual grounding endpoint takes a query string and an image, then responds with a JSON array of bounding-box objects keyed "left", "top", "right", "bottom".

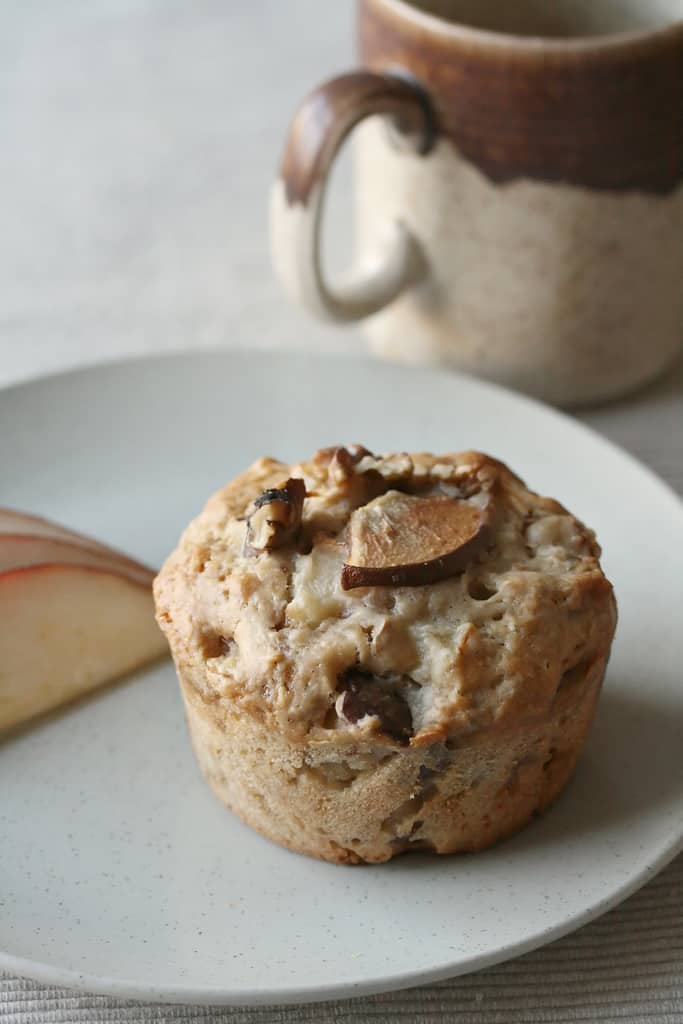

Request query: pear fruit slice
[
  {"left": 0, "top": 533, "right": 154, "bottom": 586},
  {"left": 0, "top": 507, "right": 153, "bottom": 576},
  {"left": 0, "top": 563, "right": 167, "bottom": 731},
  {"left": 341, "top": 491, "right": 492, "bottom": 590}
]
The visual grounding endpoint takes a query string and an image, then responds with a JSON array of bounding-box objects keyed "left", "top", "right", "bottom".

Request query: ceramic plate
[{"left": 1, "top": 351, "right": 682, "bottom": 1006}]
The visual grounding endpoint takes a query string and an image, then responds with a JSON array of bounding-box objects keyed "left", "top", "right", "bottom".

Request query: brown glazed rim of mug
[
  {"left": 372, "top": 0, "right": 683, "bottom": 57},
  {"left": 360, "top": 0, "right": 683, "bottom": 191}
]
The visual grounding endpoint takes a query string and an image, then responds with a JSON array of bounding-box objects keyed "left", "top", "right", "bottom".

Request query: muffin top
[{"left": 154, "top": 448, "right": 616, "bottom": 746}]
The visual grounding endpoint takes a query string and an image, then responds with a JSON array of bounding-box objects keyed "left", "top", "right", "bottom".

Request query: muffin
[{"left": 154, "top": 447, "right": 617, "bottom": 864}]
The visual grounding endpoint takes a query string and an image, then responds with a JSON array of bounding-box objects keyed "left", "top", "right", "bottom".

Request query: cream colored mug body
[{"left": 271, "top": 0, "right": 683, "bottom": 405}]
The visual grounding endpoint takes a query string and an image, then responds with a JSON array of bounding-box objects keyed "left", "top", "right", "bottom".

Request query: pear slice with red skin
[
  {"left": 0, "top": 507, "right": 155, "bottom": 577},
  {"left": 0, "top": 533, "right": 154, "bottom": 586},
  {"left": 0, "top": 563, "right": 168, "bottom": 732},
  {"left": 341, "top": 491, "right": 492, "bottom": 590}
]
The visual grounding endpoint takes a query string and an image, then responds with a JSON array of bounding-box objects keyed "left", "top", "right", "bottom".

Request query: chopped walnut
[
  {"left": 354, "top": 452, "right": 414, "bottom": 482},
  {"left": 430, "top": 462, "right": 459, "bottom": 481},
  {"left": 328, "top": 445, "right": 373, "bottom": 484},
  {"left": 246, "top": 477, "right": 306, "bottom": 552}
]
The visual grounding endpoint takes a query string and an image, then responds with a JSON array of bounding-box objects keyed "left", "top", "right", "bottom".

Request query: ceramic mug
[{"left": 271, "top": 0, "right": 683, "bottom": 405}]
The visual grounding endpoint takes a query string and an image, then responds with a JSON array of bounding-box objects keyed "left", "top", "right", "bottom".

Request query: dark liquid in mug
[{"left": 412, "top": 0, "right": 682, "bottom": 38}]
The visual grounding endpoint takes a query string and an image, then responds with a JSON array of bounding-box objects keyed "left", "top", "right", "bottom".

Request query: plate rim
[
  {"left": 1, "top": 348, "right": 682, "bottom": 1006},
  {"left": 2, "top": 834, "right": 682, "bottom": 1006},
  {"left": 1, "top": 344, "right": 682, "bottom": 513}
]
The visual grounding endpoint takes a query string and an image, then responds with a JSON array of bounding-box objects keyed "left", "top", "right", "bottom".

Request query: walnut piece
[
  {"left": 354, "top": 452, "right": 414, "bottom": 483},
  {"left": 246, "top": 478, "right": 306, "bottom": 552},
  {"left": 328, "top": 445, "right": 374, "bottom": 484}
]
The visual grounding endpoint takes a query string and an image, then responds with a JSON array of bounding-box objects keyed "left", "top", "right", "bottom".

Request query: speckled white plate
[{"left": 1, "top": 351, "right": 682, "bottom": 1006}]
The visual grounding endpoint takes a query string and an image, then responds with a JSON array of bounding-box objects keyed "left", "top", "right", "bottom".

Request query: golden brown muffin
[{"left": 154, "top": 448, "right": 617, "bottom": 864}]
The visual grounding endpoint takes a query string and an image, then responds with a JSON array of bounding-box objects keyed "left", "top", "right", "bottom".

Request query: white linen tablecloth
[{"left": 1, "top": 3, "right": 682, "bottom": 1021}]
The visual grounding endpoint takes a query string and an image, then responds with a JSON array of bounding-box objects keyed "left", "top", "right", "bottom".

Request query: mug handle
[{"left": 270, "top": 71, "right": 435, "bottom": 323}]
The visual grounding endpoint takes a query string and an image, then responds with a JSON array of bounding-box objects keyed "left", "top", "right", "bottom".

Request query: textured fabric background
[{"left": 1, "top": 2, "right": 682, "bottom": 1020}]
